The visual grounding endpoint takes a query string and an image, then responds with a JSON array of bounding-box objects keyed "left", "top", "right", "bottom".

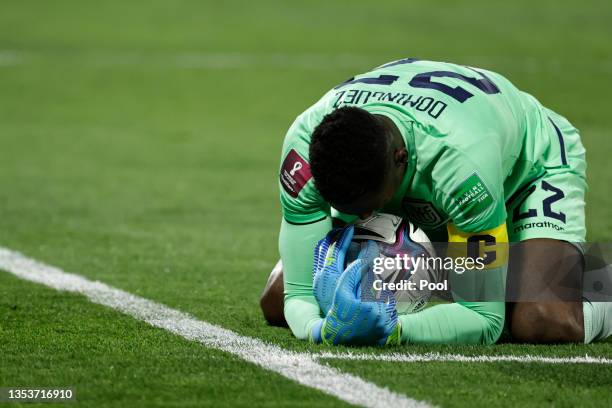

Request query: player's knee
[
  {"left": 259, "top": 263, "right": 288, "bottom": 327},
  {"left": 511, "top": 303, "right": 583, "bottom": 343},
  {"left": 259, "top": 285, "right": 286, "bottom": 327},
  {"left": 259, "top": 292, "right": 285, "bottom": 327}
]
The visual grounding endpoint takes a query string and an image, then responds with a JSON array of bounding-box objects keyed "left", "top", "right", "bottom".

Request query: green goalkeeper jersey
[
  {"left": 278, "top": 58, "right": 575, "bottom": 343},
  {"left": 280, "top": 58, "right": 565, "bottom": 236}
]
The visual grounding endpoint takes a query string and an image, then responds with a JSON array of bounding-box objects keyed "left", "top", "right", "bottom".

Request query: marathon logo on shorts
[
  {"left": 513, "top": 221, "right": 565, "bottom": 233},
  {"left": 280, "top": 149, "right": 312, "bottom": 198}
]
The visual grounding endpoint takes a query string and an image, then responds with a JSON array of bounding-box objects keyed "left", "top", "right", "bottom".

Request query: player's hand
[
  {"left": 311, "top": 241, "right": 402, "bottom": 346},
  {"left": 312, "top": 226, "right": 355, "bottom": 315}
]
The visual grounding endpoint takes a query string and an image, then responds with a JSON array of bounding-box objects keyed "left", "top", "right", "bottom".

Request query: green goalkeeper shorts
[{"left": 506, "top": 108, "right": 587, "bottom": 244}]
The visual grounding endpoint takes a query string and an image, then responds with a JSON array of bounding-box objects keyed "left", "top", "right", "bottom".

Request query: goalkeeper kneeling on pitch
[{"left": 260, "top": 58, "right": 612, "bottom": 346}]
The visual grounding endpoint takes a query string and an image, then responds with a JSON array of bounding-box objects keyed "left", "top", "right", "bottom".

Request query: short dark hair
[{"left": 309, "top": 106, "right": 389, "bottom": 207}]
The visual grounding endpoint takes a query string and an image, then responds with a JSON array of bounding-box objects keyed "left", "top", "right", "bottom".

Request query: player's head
[{"left": 309, "top": 106, "right": 408, "bottom": 219}]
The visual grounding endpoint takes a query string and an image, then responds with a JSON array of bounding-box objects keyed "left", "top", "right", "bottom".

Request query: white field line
[
  {"left": 0, "top": 247, "right": 429, "bottom": 408},
  {"left": 316, "top": 351, "right": 612, "bottom": 365},
  {"left": 2, "top": 247, "right": 611, "bottom": 408}
]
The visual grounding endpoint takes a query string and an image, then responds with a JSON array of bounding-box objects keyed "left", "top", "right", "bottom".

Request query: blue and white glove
[
  {"left": 312, "top": 226, "right": 355, "bottom": 315},
  {"left": 311, "top": 240, "right": 402, "bottom": 346}
]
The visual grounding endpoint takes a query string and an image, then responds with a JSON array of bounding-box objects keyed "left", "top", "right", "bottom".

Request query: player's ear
[{"left": 393, "top": 147, "right": 408, "bottom": 166}]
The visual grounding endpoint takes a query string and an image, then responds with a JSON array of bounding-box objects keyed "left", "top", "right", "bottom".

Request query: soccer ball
[{"left": 346, "top": 213, "right": 439, "bottom": 314}]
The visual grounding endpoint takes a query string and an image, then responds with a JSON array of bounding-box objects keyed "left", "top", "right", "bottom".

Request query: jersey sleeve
[
  {"left": 403, "top": 142, "right": 509, "bottom": 345},
  {"left": 278, "top": 110, "right": 334, "bottom": 340},
  {"left": 431, "top": 146, "right": 506, "bottom": 233},
  {"left": 399, "top": 301, "right": 505, "bottom": 345},
  {"left": 279, "top": 113, "right": 330, "bottom": 225},
  {"left": 279, "top": 217, "right": 331, "bottom": 340},
  {"left": 399, "top": 220, "right": 509, "bottom": 345}
]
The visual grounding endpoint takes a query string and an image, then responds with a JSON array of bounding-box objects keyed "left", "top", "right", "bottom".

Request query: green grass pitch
[{"left": 1, "top": 0, "right": 611, "bottom": 406}]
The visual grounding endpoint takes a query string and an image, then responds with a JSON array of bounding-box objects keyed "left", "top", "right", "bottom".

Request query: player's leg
[
  {"left": 506, "top": 170, "right": 590, "bottom": 343},
  {"left": 540, "top": 111, "right": 612, "bottom": 342},
  {"left": 508, "top": 238, "right": 612, "bottom": 343},
  {"left": 508, "top": 238, "right": 584, "bottom": 342},
  {"left": 505, "top": 108, "right": 592, "bottom": 342},
  {"left": 259, "top": 260, "right": 288, "bottom": 327}
]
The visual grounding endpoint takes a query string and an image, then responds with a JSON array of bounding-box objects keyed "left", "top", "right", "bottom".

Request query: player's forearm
[
  {"left": 399, "top": 255, "right": 507, "bottom": 345},
  {"left": 284, "top": 297, "right": 322, "bottom": 340},
  {"left": 399, "top": 222, "right": 507, "bottom": 345},
  {"left": 279, "top": 217, "right": 331, "bottom": 340},
  {"left": 399, "top": 301, "right": 505, "bottom": 345}
]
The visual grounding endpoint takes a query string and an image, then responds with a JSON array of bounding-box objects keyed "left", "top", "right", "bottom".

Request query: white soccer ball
[{"left": 346, "top": 213, "right": 440, "bottom": 314}]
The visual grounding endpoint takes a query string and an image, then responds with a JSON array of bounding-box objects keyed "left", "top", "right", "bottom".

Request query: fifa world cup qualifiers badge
[{"left": 280, "top": 149, "right": 312, "bottom": 197}]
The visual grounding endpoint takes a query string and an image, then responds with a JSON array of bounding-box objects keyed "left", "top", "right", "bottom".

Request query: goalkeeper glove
[
  {"left": 312, "top": 226, "right": 355, "bottom": 315},
  {"left": 311, "top": 240, "right": 401, "bottom": 346}
]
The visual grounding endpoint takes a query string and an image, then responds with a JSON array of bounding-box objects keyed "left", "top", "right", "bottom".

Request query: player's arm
[
  {"left": 399, "top": 222, "right": 508, "bottom": 345},
  {"left": 279, "top": 216, "right": 331, "bottom": 340},
  {"left": 277, "top": 111, "right": 337, "bottom": 340},
  {"left": 279, "top": 194, "right": 360, "bottom": 342},
  {"left": 398, "top": 145, "right": 508, "bottom": 345}
]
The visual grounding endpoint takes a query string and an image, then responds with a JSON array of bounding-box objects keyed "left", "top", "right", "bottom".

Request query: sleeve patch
[
  {"left": 451, "top": 172, "right": 494, "bottom": 216},
  {"left": 280, "top": 149, "right": 312, "bottom": 198}
]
